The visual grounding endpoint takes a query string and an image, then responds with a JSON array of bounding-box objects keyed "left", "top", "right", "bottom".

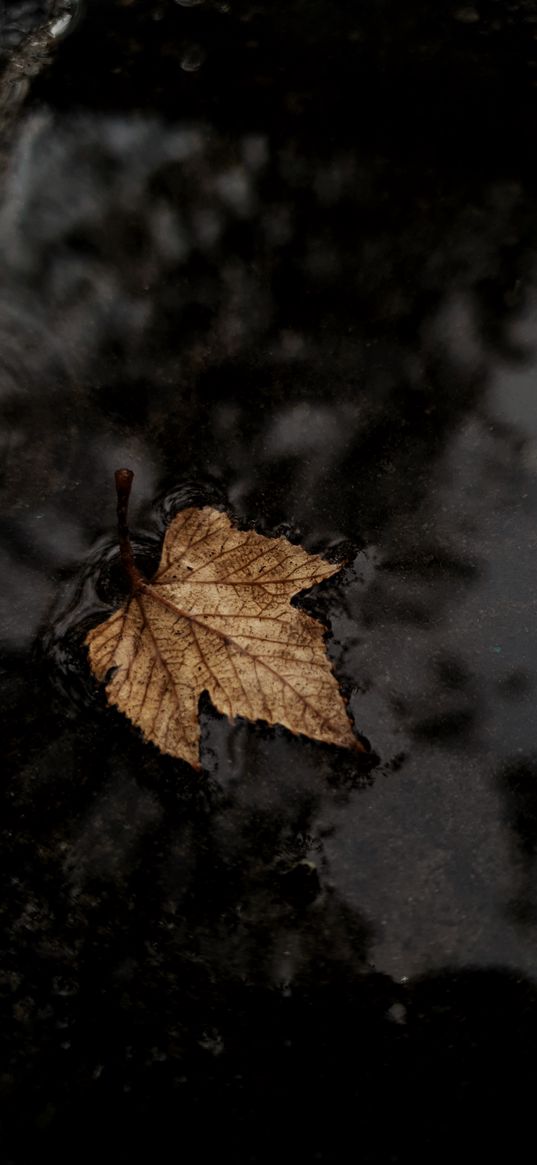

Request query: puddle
[{"left": 3, "top": 2, "right": 537, "bottom": 1161}]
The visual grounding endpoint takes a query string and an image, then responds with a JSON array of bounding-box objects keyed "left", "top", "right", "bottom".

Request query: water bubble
[
  {"left": 49, "top": 2, "right": 84, "bottom": 41},
  {"left": 49, "top": 14, "right": 72, "bottom": 38},
  {"left": 180, "top": 44, "right": 206, "bottom": 72}
]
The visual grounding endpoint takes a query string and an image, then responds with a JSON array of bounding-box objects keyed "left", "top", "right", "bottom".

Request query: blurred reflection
[{"left": 497, "top": 756, "right": 537, "bottom": 924}]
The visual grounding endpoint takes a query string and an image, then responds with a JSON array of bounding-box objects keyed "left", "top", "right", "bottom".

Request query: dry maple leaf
[{"left": 86, "top": 469, "right": 362, "bottom": 770}]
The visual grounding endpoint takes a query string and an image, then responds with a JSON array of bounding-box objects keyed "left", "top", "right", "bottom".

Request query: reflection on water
[{"left": 3, "top": 1, "right": 537, "bottom": 1160}]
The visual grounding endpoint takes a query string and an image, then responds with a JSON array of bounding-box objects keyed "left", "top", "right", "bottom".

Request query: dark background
[{"left": 2, "top": 1, "right": 537, "bottom": 1160}]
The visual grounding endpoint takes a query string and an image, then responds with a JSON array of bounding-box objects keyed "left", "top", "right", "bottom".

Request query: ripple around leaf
[{"left": 86, "top": 504, "right": 363, "bottom": 769}]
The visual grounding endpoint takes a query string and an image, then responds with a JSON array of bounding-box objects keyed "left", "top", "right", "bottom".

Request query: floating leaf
[{"left": 86, "top": 470, "right": 362, "bottom": 769}]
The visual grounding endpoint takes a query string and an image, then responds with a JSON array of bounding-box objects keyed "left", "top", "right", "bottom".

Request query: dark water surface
[{"left": 3, "top": 1, "right": 537, "bottom": 1161}]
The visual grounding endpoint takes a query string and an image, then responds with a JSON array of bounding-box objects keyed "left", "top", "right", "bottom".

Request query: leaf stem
[{"left": 115, "top": 468, "right": 146, "bottom": 592}]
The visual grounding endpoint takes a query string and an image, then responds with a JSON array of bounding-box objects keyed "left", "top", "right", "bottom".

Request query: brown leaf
[{"left": 86, "top": 503, "right": 362, "bottom": 769}]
